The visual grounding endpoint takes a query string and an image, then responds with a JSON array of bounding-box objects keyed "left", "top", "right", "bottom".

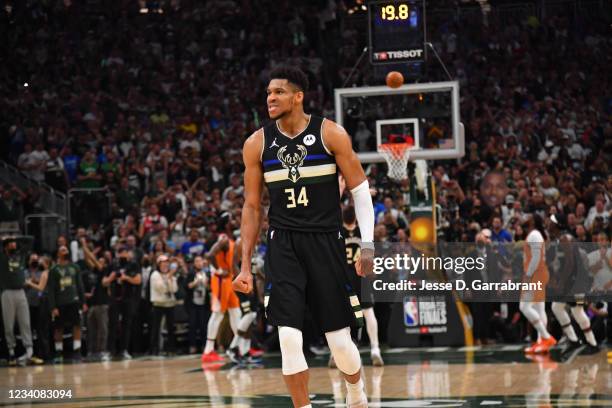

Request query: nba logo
[{"left": 403, "top": 296, "right": 419, "bottom": 327}]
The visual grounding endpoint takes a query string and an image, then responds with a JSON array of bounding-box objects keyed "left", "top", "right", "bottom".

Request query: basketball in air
[{"left": 386, "top": 71, "right": 404, "bottom": 88}]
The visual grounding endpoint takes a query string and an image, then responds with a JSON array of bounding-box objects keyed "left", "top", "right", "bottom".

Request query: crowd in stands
[{"left": 0, "top": 0, "right": 610, "bottom": 363}]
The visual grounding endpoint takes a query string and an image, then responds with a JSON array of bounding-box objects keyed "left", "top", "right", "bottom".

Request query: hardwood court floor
[{"left": 1, "top": 345, "right": 611, "bottom": 407}]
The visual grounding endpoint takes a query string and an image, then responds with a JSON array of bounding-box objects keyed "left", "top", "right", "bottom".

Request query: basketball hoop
[{"left": 378, "top": 143, "right": 413, "bottom": 181}]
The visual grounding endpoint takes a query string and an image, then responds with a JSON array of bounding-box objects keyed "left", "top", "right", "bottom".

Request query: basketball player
[
  {"left": 233, "top": 67, "right": 374, "bottom": 408},
  {"left": 201, "top": 234, "right": 242, "bottom": 363},
  {"left": 329, "top": 205, "right": 383, "bottom": 368},
  {"left": 227, "top": 237, "right": 264, "bottom": 363},
  {"left": 520, "top": 214, "right": 557, "bottom": 354},
  {"left": 548, "top": 214, "right": 600, "bottom": 357},
  {"left": 552, "top": 234, "right": 599, "bottom": 357}
]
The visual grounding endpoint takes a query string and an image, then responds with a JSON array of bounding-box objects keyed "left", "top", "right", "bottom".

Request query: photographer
[
  {"left": 24, "top": 254, "right": 50, "bottom": 361},
  {"left": 149, "top": 254, "right": 178, "bottom": 355},
  {"left": 1, "top": 238, "right": 42, "bottom": 365},
  {"left": 107, "top": 246, "right": 141, "bottom": 360}
]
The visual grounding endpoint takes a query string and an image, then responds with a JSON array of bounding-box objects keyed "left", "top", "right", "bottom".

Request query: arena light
[{"left": 410, "top": 217, "right": 434, "bottom": 243}]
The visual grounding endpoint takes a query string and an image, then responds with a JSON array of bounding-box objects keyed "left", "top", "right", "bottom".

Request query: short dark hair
[{"left": 269, "top": 66, "right": 309, "bottom": 92}]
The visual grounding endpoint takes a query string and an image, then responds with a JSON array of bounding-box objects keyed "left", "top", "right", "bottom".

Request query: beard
[{"left": 269, "top": 109, "right": 287, "bottom": 120}]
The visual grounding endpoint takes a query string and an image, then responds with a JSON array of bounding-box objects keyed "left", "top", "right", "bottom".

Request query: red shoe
[
  {"left": 249, "top": 347, "right": 264, "bottom": 358},
  {"left": 201, "top": 350, "right": 224, "bottom": 363},
  {"left": 533, "top": 336, "right": 557, "bottom": 353},
  {"left": 524, "top": 341, "right": 540, "bottom": 354}
]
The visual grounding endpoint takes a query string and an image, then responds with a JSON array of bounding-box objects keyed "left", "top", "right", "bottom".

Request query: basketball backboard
[{"left": 334, "top": 81, "right": 464, "bottom": 163}]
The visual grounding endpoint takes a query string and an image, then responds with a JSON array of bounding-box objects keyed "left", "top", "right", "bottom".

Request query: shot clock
[{"left": 368, "top": 0, "right": 425, "bottom": 64}]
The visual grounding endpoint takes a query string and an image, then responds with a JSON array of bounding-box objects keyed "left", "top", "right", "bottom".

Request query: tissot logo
[{"left": 374, "top": 49, "right": 423, "bottom": 60}]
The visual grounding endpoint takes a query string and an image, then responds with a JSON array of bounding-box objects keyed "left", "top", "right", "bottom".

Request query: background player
[
  {"left": 227, "top": 237, "right": 264, "bottom": 363},
  {"left": 329, "top": 204, "right": 383, "bottom": 368},
  {"left": 520, "top": 214, "right": 556, "bottom": 354},
  {"left": 233, "top": 66, "right": 374, "bottom": 408},
  {"left": 201, "top": 234, "right": 242, "bottom": 363}
]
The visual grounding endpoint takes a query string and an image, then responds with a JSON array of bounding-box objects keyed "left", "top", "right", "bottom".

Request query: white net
[{"left": 378, "top": 143, "right": 412, "bottom": 181}]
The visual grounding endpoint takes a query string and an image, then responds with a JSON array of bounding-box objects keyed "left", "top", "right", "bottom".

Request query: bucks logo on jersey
[{"left": 277, "top": 145, "right": 307, "bottom": 183}]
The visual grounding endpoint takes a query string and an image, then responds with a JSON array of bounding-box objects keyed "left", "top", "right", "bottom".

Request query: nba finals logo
[
  {"left": 403, "top": 296, "right": 419, "bottom": 327},
  {"left": 277, "top": 145, "right": 307, "bottom": 183}
]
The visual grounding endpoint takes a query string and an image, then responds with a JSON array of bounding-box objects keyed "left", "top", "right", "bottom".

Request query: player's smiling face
[{"left": 266, "top": 79, "right": 303, "bottom": 120}]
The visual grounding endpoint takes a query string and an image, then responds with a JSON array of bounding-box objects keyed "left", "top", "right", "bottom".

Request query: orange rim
[{"left": 378, "top": 143, "right": 413, "bottom": 159}]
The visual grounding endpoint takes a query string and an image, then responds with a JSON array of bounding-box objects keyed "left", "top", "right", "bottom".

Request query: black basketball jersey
[
  {"left": 343, "top": 225, "right": 361, "bottom": 267},
  {"left": 261, "top": 115, "right": 341, "bottom": 232}
]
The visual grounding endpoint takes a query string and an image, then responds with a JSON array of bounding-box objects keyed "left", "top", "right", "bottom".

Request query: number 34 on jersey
[{"left": 284, "top": 187, "right": 309, "bottom": 208}]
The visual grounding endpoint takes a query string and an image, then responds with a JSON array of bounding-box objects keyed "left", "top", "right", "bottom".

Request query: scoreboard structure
[{"left": 368, "top": 0, "right": 426, "bottom": 64}]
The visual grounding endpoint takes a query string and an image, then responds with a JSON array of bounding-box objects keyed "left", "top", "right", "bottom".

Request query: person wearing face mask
[
  {"left": 465, "top": 231, "right": 497, "bottom": 345},
  {"left": 24, "top": 254, "right": 51, "bottom": 362},
  {"left": 185, "top": 255, "right": 210, "bottom": 354},
  {"left": 149, "top": 254, "right": 178, "bottom": 355},
  {"left": 107, "top": 246, "right": 141, "bottom": 360},
  {"left": 47, "top": 245, "right": 86, "bottom": 362},
  {"left": 0, "top": 238, "right": 43, "bottom": 365}
]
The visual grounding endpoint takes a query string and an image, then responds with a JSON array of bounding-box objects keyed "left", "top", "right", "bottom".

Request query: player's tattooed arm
[{"left": 233, "top": 130, "right": 264, "bottom": 293}]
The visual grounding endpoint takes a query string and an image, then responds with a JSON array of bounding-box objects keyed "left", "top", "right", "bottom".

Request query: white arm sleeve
[
  {"left": 526, "top": 244, "right": 540, "bottom": 278},
  {"left": 351, "top": 180, "right": 375, "bottom": 247},
  {"left": 525, "top": 231, "right": 543, "bottom": 278}
]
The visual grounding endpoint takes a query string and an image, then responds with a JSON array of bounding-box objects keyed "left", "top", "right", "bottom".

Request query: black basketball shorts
[
  {"left": 263, "top": 228, "right": 363, "bottom": 333},
  {"left": 54, "top": 303, "right": 81, "bottom": 329}
]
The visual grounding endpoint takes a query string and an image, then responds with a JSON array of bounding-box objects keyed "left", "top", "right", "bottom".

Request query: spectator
[
  {"left": 0, "top": 239, "right": 42, "bottom": 365},
  {"left": 116, "top": 177, "right": 140, "bottom": 215},
  {"left": 149, "top": 255, "right": 178, "bottom": 355},
  {"left": 17, "top": 143, "right": 37, "bottom": 180},
  {"left": 139, "top": 204, "right": 168, "bottom": 241},
  {"left": 30, "top": 143, "right": 50, "bottom": 183},
  {"left": 588, "top": 232, "right": 612, "bottom": 293},
  {"left": 107, "top": 246, "right": 141, "bottom": 360},
  {"left": 585, "top": 199, "right": 609, "bottom": 231},
  {"left": 490, "top": 216, "right": 513, "bottom": 244},
  {"left": 0, "top": 185, "right": 26, "bottom": 231},
  {"left": 44, "top": 147, "right": 69, "bottom": 192},
  {"left": 77, "top": 150, "right": 102, "bottom": 188},
  {"left": 185, "top": 256, "right": 210, "bottom": 354},
  {"left": 24, "top": 254, "right": 51, "bottom": 361},
  {"left": 81, "top": 240, "right": 112, "bottom": 361},
  {"left": 61, "top": 145, "right": 80, "bottom": 185},
  {"left": 181, "top": 230, "right": 207, "bottom": 258}
]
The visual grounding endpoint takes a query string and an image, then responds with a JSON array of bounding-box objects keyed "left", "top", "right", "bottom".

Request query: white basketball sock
[
  {"left": 572, "top": 306, "right": 597, "bottom": 346},
  {"left": 552, "top": 302, "right": 578, "bottom": 342},
  {"left": 204, "top": 312, "right": 224, "bottom": 353},
  {"left": 363, "top": 308, "right": 379, "bottom": 350},
  {"left": 520, "top": 301, "right": 550, "bottom": 340},
  {"left": 239, "top": 337, "right": 251, "bottom": 356}
]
